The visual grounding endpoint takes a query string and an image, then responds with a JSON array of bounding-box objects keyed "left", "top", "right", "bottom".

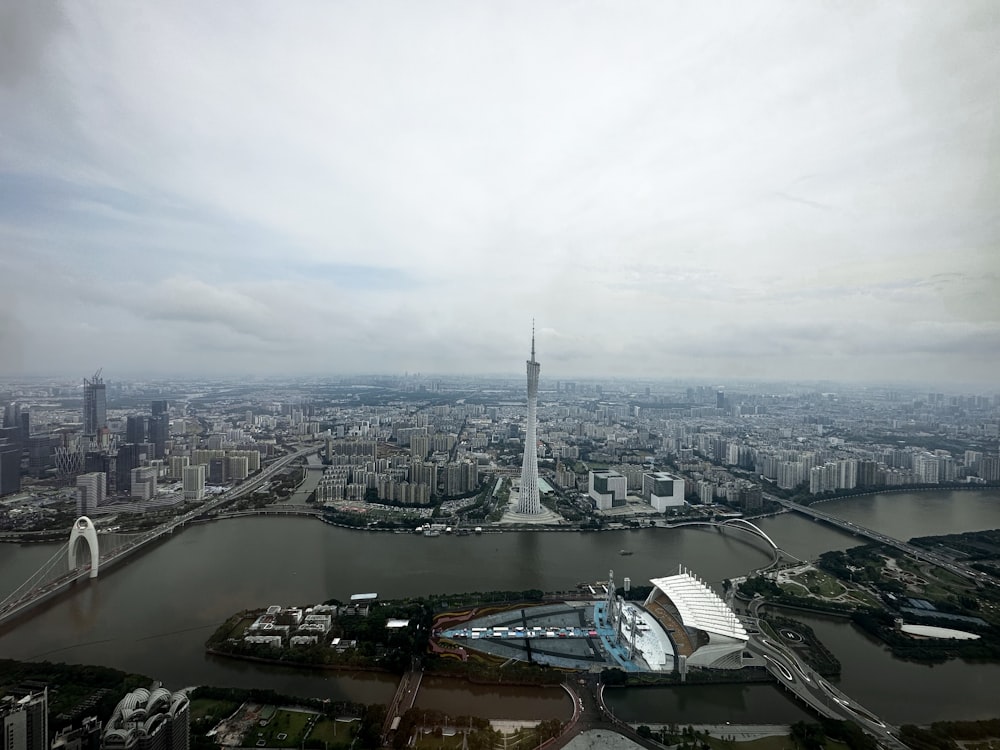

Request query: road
[
  {"left": 746, "top": 623, "right": 908, "bottom": 750},
  {"left": 544, "top": 677, "right": 668, "bottom": 750},
  {"left": 0, "top": 445, "right": 318, "bottom": 626},
  {"left": 770, "top": 496, "right": 996, "bottom": 587}
]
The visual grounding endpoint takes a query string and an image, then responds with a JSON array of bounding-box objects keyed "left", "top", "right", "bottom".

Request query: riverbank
[{"left": 5, "top": 496, "right": 1000, "bottom": 724}]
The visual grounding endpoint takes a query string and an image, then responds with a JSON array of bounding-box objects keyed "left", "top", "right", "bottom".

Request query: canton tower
[{"left": 518, "top": 324, "right": 541, "bottom": 515}]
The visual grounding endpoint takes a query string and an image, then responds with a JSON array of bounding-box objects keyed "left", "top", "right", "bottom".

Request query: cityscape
[
  {"left": 2, "top": 331, "right": 999, "bottom": 749},
  {"left": 2, "top": 2, "right": 999, "bottom": 750}
]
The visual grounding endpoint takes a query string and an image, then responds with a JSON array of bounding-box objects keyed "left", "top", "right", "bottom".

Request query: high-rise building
[
  {"left": 517, "top": 326, "right": 541, "bottom": 515},
  {"left": 207, "top": 457, "right": 228, "bottom": 485},
  {"left": 0, "top": 444, "right": 20, "bottom": 497},
  {"left": 76, "top": 473, "right": 106, "bottom": 516},
  {"left": 130, "top": 467, "right": 156, "bottom": 501},
  {"left": 148, "top": 414, "right": 169, "bottom": 460},
  {"left": 226, "top": 455, "right": 248, "bottom": 482},
  {"left": 102, "top": 686, "right": 189, "bottom": 750},
  {"left": 25, "top": 436, "right": 53, "bottom": 479},
  {"left": 82, "top": 372, "right": 107, "bottom": 436},
  {"left": 1, "top": 687, "right": 48, "bottom": 750},
  {"left": 182, "top": 464, "right": 205, "bottom": 502},
  {"left": 125, "top": 416, "right": 146, "bottom": 445}
]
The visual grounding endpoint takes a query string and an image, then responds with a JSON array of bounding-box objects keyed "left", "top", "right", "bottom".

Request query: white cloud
[{"left": 0, "top": 0, "right": 997, "bottom": 384}]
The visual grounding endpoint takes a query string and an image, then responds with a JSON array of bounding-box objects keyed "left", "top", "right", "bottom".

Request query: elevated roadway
[
  {"left": 770, "top": 496, "right": 995, "bottom": 586},
  {"left": 748, "top": 630, "right": 908, "bottom": 750}
]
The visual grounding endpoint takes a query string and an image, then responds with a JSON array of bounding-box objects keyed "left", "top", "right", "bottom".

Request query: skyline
[{"left": 1, "top": 2, "right": 998, "bottom": 384}]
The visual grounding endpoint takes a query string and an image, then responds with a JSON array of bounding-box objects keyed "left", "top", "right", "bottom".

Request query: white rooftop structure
[{"left": 647, "top": 570, "right": 748, "bottom": 642}]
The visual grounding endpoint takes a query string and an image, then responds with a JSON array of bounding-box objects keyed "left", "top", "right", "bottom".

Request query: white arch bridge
[
  {"left": 668, "top": 518, "right": 802, "bottom": 563},
  {"left": 0, "top": 517, "right": 146, "bottom": 626}
]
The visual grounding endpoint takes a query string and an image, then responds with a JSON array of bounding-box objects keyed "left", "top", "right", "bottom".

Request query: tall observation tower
[{"left": 517, "top": 323, "right": 542, "bottom": 515}]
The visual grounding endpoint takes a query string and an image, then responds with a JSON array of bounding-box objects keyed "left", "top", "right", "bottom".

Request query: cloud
[{"left": 0, "top": 1, "right": 997, "bottom": 384}]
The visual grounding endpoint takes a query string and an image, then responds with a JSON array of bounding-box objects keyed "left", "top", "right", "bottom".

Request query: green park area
[
  {"left": 779, "top": 567, "right": 881, "bottom": 609},
  {"left": 246, "top": 708, "right": 318, "bottom": 748},
  {"left": 189, "top": 698, "right": 240, "bottom": 724},
  {"left": 307, "top": 717, "right": 361, "bottom": 748}
]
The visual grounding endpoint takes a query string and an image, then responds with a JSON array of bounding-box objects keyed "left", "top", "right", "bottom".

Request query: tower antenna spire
[{"left": 531, "top": 319, "right": 535, "bottom": 362}]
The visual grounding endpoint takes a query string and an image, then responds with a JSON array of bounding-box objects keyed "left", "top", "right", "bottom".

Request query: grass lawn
[
  {"left": 413, "top": 733, "right": 469, "bottom": 749},
  {"left": 230, "top": 616, "right": 258, "bottom": 639},
  {"left": 308, "top": 718, "right": 358, "bottom": 747},
  {"left": 789, "top": 569, "right": 845, "bottom": 598},
  {"left": 189, "top": 698, "right": 240, "bottom": 723},
  {"left": 845, "top": 589, "right": 882, "bottom": 608},
  {"left": 703, "top": 735, "right": 850, "bottom": 750},
  {"left": 250, "top": 709, "right": 317, "bottom": 748}
]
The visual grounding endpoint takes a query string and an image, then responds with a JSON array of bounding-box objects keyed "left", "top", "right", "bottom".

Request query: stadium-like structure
[
  {"left": 644, "top": 567, "right": 748, "bottom": 671},
  {"left": 103, "top": 687, "right": 190, "bottom": 750}
]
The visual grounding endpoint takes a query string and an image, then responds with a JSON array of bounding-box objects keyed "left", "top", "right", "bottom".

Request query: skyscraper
[
  {"left": 517, "top": 325, "right": 541, "bottom": 515},
  {"left": 76, "top": 472, "right": 106, "bottom": 516},
  {"left": 1, "top": 687, "right": 48, "bottom": 750},
  {"left": 125, "top": 416, "right": 147, "bottom": 444},
  {"left": 82, "top": 371, "right": 106, "bottom": 436}
]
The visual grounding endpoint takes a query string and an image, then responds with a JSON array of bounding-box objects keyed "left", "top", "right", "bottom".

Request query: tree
[{"left": 791, "top": 721, "right": 826, "bottom": 750}]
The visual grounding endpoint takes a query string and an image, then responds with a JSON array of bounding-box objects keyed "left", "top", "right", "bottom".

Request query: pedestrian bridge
[{"left": 668, "top": 518, "right": 800, "bottom": 562}]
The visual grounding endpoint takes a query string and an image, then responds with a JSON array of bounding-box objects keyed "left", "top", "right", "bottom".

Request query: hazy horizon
[{"left": 2, "top": 2, "right": 997, "bottom": 384}]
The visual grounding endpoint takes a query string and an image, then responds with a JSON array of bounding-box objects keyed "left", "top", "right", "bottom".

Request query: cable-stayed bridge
[
  {"left": 0, "top": 445, "right": 317, "bottom": 628},
  {"left": 0, "top": 520, "right": 147, "bottom": 622}
]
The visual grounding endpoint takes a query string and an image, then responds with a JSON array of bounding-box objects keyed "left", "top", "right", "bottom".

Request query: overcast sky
[{"left": 1, "top": 1, "right": 997, "bottom": 386}]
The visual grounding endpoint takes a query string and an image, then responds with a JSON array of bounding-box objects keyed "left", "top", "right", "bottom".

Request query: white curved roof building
[
  {"left": 645, "top": 569, "right": 748, "bottom": 669},
  {"left": 103, "top": 686, "right": 190, "bottom": 750}
]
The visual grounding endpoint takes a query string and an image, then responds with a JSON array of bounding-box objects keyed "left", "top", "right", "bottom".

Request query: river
[{"left": 0, "top": 488, "right": 998, "bottom": 723}]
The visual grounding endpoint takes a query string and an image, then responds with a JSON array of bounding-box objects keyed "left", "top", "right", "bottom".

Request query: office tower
[
  {"left": 517, "top": 325, "right": 541, "bottom": 515},
  {"left": 208, "top": 457, "right": 226, "bottom": 484},
  {"left": 115, "top": 444, "right": 141, "bottom": 493},
  {"left": 2, "top": 402, "right": 20, "bottom": 429},
  {"left": 82, "top": 372, "right": 107, "bottom": 436},
  {"left": 130, "top": 467, "right": 156, "bottom": 501},
  {"left": 0, "top": 688, "right": 48, "bottom": 750},
  {"left": 76, "top": 473, "right": 106, "bottom": 516},
  {"left": 0, "top": 444, "right": 20, "bottom": 497},
  {"left": 151, "top": 401, "right": 169, "bottom": 417},
  {"left": 125, "top": 416, "right": 146, "bottom": 445},
  {"left": 25, "top": 436, "right": 53, "bottom": 479},
  {"left": 148, "top": 414, "right": 169, "bottom": 460},
  {"left": 716, "top": 390, "right": 725, "bottom": 409},
  {"left": 182, "top": 464, "right": 205, "bottom": 502},
  {"left": 102, "top": 687, "right": 189, "bottom": 750}
]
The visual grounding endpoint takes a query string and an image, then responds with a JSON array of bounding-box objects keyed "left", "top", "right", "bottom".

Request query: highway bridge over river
[
  {"left": 0, "top": 446, "right": 318, "bottom": 628},
  {"left": 770, "top": 496, "right": 995, "bottom": 586}
]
